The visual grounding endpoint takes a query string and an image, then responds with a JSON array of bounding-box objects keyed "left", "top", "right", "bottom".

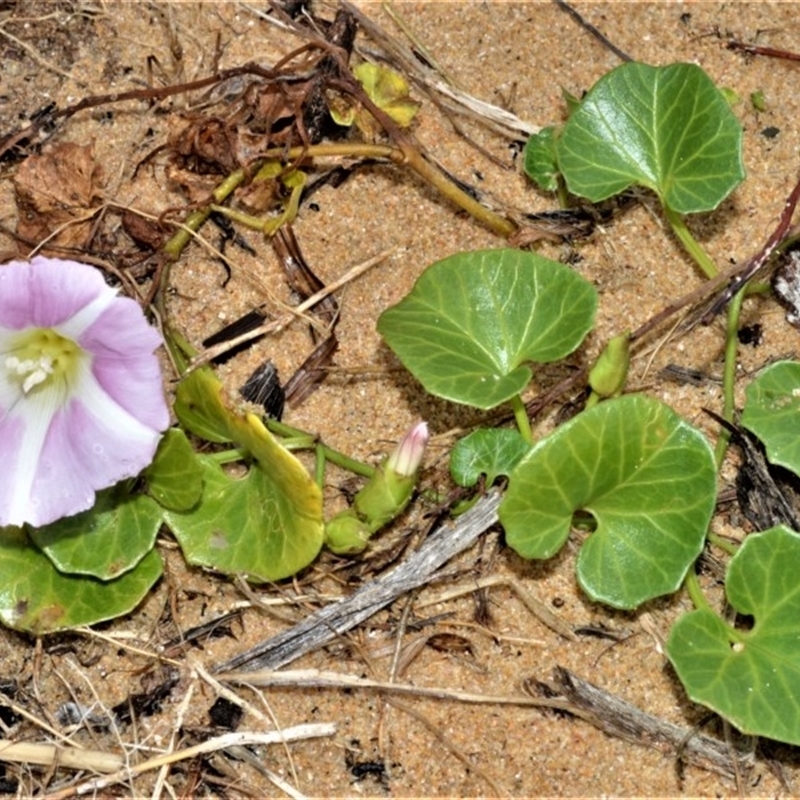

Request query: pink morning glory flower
[{"left": 0, "top": 256, "right": 169, "bottom": 527}]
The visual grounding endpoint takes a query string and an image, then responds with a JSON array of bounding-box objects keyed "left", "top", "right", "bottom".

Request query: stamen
[{"left": 5, "top": 354, "right": 55, "bottom": 393}]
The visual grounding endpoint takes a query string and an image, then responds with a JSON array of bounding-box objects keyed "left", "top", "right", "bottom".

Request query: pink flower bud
[{"left": 386, "top": 421, "right": 428, "bottom": 478}]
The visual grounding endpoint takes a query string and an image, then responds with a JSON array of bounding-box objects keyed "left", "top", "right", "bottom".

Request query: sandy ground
[{"left": 2, "top": 1, "right": 800, "bottom": 796}]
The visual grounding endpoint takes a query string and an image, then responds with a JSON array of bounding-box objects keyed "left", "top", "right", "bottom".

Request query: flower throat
[{"left": 4, "top": 328, "right": 82, "bottom": 394}]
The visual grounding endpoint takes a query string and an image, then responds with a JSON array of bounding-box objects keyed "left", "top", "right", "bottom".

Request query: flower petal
[
  {"left": 0, "top": 257, "right": 115, "bottom": 331},
  {"left": 1, "top": 366, "right": 163, "bottom": 528},
  {"left": 0, "top": 383, "right": 72, "bottom": 527},
  {"left": 0, "top": 411, "right": 31, "bottom": 525},
  {"left": 79, "top": 299, "right": 168, "bottom": 431},
  {"left": 65, "top": 364, "right": 164, "bottom": 484},
  {"left": 90, "top": 355, "right": 169, "bottom": 432}
]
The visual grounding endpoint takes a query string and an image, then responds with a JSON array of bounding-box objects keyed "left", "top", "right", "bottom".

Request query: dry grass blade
[
  {"left": 41, "top": 725, "right": 336, "bottom": 800},
  {"left": 219, "top": 667, "right": 751, "bottom": 781},
  {"left": 192, "top": 247, "right": 394, "bottom": 368},
  {"left": 552, "top": 668, "right": 746, "bottom": 780},
  {"left": 0, "top": 740, "right": 123, "bottom": 773},
  {"left": 219, "top": 667, "right": 564, "bottom": 709},
  {"left": 384, "top": 697, "right": 508, "bottom": 797},
  {"left": 416, "top": 574, "right": 576, "bottom": 641}
]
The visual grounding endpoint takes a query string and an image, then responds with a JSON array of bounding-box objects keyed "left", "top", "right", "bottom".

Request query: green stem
[
  {"left": 398, "top": 144, "right": 515, "bottom": 238},
  {"left": 163, "top": 168, "right": 251, "bottom": 261},
  {"left": 707, "top": 530, "right": 739, "bottom": 557},
  {"left": 510, "top": 393, "right": 534, "bottom": 445},
  {"left": 556, "top": 178, "right": 570, "bottom": 211},
  {"left": 289, "top": 142, "right": 514, "bottom": 236},
  {"left": 714, "top": 287, "right": 745, "bottom": 468},
  {"left": 664, "top": 206, "right": 718, "bottom": 279},
  {"left": 264, "top": 418, "right": 376, "bottom": 478},
  {"left": 314, "top": 445, "right": 327, "bottom": 489},
  {"left": 160, "top": 141, "right": 515, "bottom": 267},
  {"left": 684, "top": 568, "right": 713, "bottom": 613},
  {"left": 207, "top": 447, "right": 250, "bottom": 465}
]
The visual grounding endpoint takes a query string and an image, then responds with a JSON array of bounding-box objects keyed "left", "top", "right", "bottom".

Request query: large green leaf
[
  {"left": 741, "top": 360, "right": 800, "bottom": 476},
  {"left": 31, "top": 484, "right": 162, "bottom": 580},
  {"left": 377, "top": 249, "right": 597, "bottom": 410},
  {"left": 499, "top": 395, "right": 715, "bottom": 609},
  {"left": 166, "top": 410, "right": 323, "bottom": 582},
  {"left": 667, "top": 526, "right": 800, "bottom": 745},
  {"left": 0, "top": 528, "right": 162, "bottom": 634},
  {"left": 165, "top": 452, "right": 322, "bottom": 582},
  {"left": 171, "top": 365, "right": 323, "bottom": 581},
  {"left": 556, "top": 62, "right": 745, "bottom": 213}
]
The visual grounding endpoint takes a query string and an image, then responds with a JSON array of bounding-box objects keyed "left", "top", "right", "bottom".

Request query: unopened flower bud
[
  {"left": 587, "top": 333, "right": 630, "bottom": 408},
  {"left": 386, "top": 421, "right": 429, "bottom": 477},
  {"left": 324, "top": 510, "right": 371, "bottom": 555},
  {"left": 324, "top": 422, "right": 429, "bottom": 555}
]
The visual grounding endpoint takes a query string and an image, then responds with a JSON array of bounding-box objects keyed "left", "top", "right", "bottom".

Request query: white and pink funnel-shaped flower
[{"left": 0, "top": 257, "right": 168, "bottom": 527}]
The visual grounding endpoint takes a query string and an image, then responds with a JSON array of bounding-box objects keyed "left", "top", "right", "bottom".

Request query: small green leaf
[
  {"left": 0, "top": 528, "right": 162, "bottom": 634},
  {"left": 330, "top": 62, "right": 420, "bottom": 135},
  {"left": 30, "top": 485, "right": 162, "bottom": 580},
  {"left": 378, "top": 248, "right": 597, "bottom": 410},
  {"left": 499, "top": 395, "right": 716, "bottom": 609},
  {"left": 667, "top": 526, "right": 800, "bottom": 745},
  {"left": 450, "top": 428, "right": 530, "bottom": 487},
  {"left": 354, "top": 62, "right": 420, "bottom": 128},
  {"left": 174, "top": 366, "right": 235, "bottom": 443},
  {"left": 146, "top": 428, "right": 204, "bottom": 511},
  {"left": 741, "top": 360, "right": 800, "bottom": 476},
  {"left": 557, "top": 62, "right": 745, "bottom": 213},
  {"left": 523, "top": 126, "right": 561, "bottom": 192}
]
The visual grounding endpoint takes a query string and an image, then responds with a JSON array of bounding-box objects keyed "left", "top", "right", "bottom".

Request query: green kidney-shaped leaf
[
  {"left": 499, "top": 395, "right": 716, "bottom": 609},
  {"left": 557, "top": 62, "right": 745, "bottom": 213},
  {"left": 741, "top": 360, "right": 800, "bottom": 476},
  {"left": 667, "top": 526, "right": 800, "bottom": 745},
  {"left": 165, "top": 452, "right": 322, "bottom": 582},
  {"left": 145, "top": 428, "right": 205, "bottom": 511},
  {"left": 0, "top": 528, "right": 162, "bottom": 634},
  {"left": 31, "top": 485, "right": 162, "bottom": 580},
  {"left": 450, "top": 428, "right": 530, "bottom": 487},
  {"left": 171, "top": 364, "right": 324, "bottom": 581},
  {"left": 377, "top": 249, "right": 597, "bottom": 410}
]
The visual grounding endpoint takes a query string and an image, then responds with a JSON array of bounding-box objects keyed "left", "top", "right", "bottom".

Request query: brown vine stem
[{"left": 328, "top": 74, "right": 517, "bottom": 238}]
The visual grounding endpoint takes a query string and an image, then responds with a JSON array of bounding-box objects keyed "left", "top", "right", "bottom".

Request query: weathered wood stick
[{"left": 213, "top": 490, "right": 502, "bottom": 673}]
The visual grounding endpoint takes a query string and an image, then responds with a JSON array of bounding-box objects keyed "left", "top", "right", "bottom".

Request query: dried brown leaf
[{"left": 13, "top": 142, "right": 104, "bottom": 250}]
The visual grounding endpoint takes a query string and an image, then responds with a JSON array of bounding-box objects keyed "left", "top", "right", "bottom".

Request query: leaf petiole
[
  {"left": 264, "top": 418, "right": 376, "bottom": 478},
  {"left": 706, "top": 530, "right": 738, "bottom": 557},
  {"left": 683, "top": 568, "right": 713, "bottom": 614},
  {"left": 715, "top": 287, "right": 745, "bottom": 468},
  {"left": 509, "top": 393, "right": 533, "bottom": 445},
  {"left": 663, "top": 206, "right": 718, "bottom": 280}
]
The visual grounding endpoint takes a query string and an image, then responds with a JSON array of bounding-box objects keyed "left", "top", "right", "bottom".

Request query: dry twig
[{"left": 214, "top": 490, "right": 503, "bottom": 672}]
